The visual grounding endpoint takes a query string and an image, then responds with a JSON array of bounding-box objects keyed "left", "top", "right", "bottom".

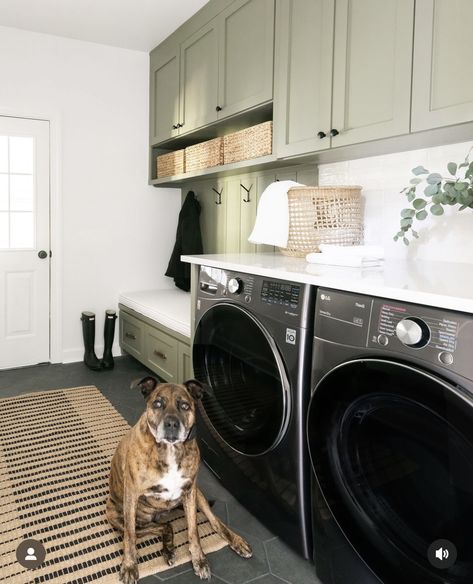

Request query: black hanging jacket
[{"left": 165, "top": 191, "right": 203, "bottom": 291}]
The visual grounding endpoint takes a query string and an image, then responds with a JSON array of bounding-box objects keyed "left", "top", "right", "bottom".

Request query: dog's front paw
[
  {"left": 193, "top": 556, "right": 211, "bottom": 580},
  {"left": 119, "top": 561, "right": 139, "bottom": 584},
  {"left": 162, "top": 547, "right": 176, "bottom": 566},
  {"left": 230, "top": 534, "right": 252, "bottom": 559}
]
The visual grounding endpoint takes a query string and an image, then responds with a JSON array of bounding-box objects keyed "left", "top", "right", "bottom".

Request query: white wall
[
  {"left": 318, "top": 140, "right": 473, "bottom": 263},
  {"left": 0, "top": 26, "right": 182, "bottom": 362}
]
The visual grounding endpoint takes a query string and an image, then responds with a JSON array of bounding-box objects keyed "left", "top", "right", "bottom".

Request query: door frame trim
[{"left": 0, "top": 108, "right": 63, "bottom": 364}]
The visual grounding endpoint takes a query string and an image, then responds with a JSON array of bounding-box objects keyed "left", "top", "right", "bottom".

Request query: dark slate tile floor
[{"left": 0, "top": 356, "right": 319, "bottom": 584}]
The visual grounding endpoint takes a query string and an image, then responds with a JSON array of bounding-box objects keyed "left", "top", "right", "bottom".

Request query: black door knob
[
  {"left": 317, "top": 131, "right": 327, "bottom": 139},
  {"left": 216, "top": 106, "right": 222, "bottom": 112},
  {"left": 38, "top": 250, "right": 48, "bottom": 259},
  {"left": 330, "top": 128, "right": 339, "bottom": 137}
]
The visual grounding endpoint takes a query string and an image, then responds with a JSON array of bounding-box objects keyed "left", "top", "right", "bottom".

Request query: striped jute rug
[{"left": 0, "top": 386, "right": 227, "bottom": 583}]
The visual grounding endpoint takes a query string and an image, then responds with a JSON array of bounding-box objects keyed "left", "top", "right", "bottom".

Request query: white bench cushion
[{"left": 118, "top": 289, "right": 191, "bottom": 339}]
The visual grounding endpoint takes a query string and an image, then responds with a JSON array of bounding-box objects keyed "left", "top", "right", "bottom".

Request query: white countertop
[
  {"left": 182, "top": 253, "right": 473, "bottom": 314},
  {"left": 119, "top": 289, "right": 191, "bottom": 338}
]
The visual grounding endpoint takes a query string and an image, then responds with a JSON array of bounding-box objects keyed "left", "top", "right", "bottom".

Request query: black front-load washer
[
  {"left": 193, "top": 265, "right": 315, "bottom": 559},
  {"left": 307, "top": 288, "right": 473, "bottom": 584}
]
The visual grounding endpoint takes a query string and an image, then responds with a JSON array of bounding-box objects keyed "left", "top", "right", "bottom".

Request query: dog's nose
[{"left": 164, "top": 416, "right": 180, "bottom": 431}]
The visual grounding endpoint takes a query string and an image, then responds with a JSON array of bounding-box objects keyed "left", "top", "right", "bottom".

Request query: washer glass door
[
  {"left": 193, "top": 303, "right": 289, "bottom": 456},
  {"left": 307, "top": 359, "right": 473, "bottom": 584}
]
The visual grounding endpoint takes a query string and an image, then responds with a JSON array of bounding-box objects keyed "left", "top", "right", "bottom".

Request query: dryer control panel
[{"left": 315, "top": 288, "right": 473, "bottom": 381}]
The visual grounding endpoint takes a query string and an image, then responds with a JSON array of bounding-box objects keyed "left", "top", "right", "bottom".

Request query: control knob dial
[
  {"left": 227, "top": 277, "right": 243, "bottom": 294},
  {"left": 395, "top": 317, "right": 430, "bottom": 348}
]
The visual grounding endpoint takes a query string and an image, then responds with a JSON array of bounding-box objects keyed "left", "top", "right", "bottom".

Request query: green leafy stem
[{"left": 395, "top": 147, "right": 473, "bottom": 245}]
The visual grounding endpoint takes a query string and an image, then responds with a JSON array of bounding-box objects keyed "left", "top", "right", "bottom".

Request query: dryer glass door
[
  {"left": 307, "top": 359, "right": 473, "bottom": 584},
  {"left": 193, "top": 303, "right": 289, "bottom": 456}
]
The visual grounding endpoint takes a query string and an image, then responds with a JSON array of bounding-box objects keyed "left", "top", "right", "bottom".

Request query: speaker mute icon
[
  {"left": 428, "top": 539, "right": 456, "bottom": 569},
  {"left": 435, "top": 547, "right": 449, "bottom": 561}
]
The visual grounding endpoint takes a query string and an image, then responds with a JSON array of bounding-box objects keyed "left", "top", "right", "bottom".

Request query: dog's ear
[
  {"left": 183, "top": 379, "right": 206, "bottom": 401},
  {"left": 130, "top": 376, "right": 158, "bottom": 400}
]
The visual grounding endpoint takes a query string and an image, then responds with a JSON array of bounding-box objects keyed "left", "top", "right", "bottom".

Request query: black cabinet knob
[
  {"left": 216, "top": 106, "right": 222, "bottom": 112},
  {"left": 317, "top": 131, "right": 327, "bottom": 139},
  {"left": 38, "top": 250, "right": 48, "bottom": 259},
  {"left": 172, "top": 124, "right": 178, "bottom": 129},
  {"left": 330, "top": 128, "right": 339, "bottom": 137},
  {"left": 177, "top": 123, "right": 183, "bottom": 128}
]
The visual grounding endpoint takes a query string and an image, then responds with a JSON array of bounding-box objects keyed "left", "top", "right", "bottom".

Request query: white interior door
[{"left": 0, "top": 117, "right": 50, "bottom": 369}]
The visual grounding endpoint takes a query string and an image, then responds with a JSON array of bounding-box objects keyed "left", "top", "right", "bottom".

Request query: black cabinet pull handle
[
  {"left": 330, "top": 128, "right": 339, "bottom": 137},
  {"left": 172, "top": 124, "right": 178, "bottom": 129},
  {"left": 177, "top": 123, "right": 183, "bottom": 128},
  {"left": 317, "top": 131, "right": 326, "bottom": 139},
  {"left": 216, "top": 106, "right": 222, "bottom": 112}
]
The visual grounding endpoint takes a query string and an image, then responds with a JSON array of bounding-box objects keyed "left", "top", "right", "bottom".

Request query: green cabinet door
[
  {"left": 412, "top": 0, "right": 473, "bottom": 131},
  {"left": 180, "top": 21, "right": 219, "bottom": 134},
  {"left": 150, "top": 45, "right": 180, "bottom": 145},
  {"left": 217, "top": 0, "right": 275, "bottom": 119},
  {"left": 331, "top": 0, "right": 414, "bottom": 147},
  {"left": 274, "top": 0, "right": 334, "bottom": 158}
]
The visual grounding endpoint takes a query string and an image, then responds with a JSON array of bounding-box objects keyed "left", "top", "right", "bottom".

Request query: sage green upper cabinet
[
  {"left": 412, "top": 0, "right": 473, "bottom": 132},
  {"left": 274, "top": 0, "right": 334, "bottom": 158},
  {"left": 275, "top": 0, "right": 414, "bottom": 156},
  {"left": 217, "top": 0, "right": 275, "bottom": 119},
  {"left": 180, "top": 21, "right": 219, "bottom": 134},
  {"left": 331, "top": 0, "right": 414, "bottom": 147},
  {"left": 150, "top": 46, "right": 180, "bottom": 144}
]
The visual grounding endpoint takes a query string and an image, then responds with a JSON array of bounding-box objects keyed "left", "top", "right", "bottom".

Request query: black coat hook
[
  {"left": 241, "top": 183, "right": 252, "bottom": 203},
  {"left": 212, "top": 187, "right": 223, "bottom": 205}
]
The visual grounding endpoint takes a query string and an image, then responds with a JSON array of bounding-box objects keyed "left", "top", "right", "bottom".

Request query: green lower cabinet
[
  {"left": 178, "top": 341, "right": 193, "bottom": 382},
  {"left": 146, "top": 325, "right": 179, "bottom": 382},
  {"left": 119, "top": 308, "right": 191, "bottom": 385}
]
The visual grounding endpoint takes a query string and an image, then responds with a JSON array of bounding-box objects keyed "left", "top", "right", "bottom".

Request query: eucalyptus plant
[{"left": 395, "top": 147, "right": 473, "bottom": 245}]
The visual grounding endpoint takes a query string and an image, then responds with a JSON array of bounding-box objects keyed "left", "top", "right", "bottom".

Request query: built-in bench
[{"left": 118, "top": 289, "right": 192, "bottom": 383}]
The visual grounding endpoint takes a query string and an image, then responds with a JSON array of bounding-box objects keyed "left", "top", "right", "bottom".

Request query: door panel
[
  {"left": 180, "top": 22, "right": 219, "bottom": 134},
  {"left": 331, "top": 0, "right": 414, "bottom": 146},
  {"left": 218, "top": 0, "right": 274, "bottom": 119},
  {"left": 412, "top": 0, "right": 473, "bottom": 131},
  {"left": 0, "top": 117, "right": 50, "bottom": 369},
  {"left": 274, "top": 0, "right": 334, "bottom": 157},
  {"left": 150, "top": 47, "right": 180, "bottom": 144}
]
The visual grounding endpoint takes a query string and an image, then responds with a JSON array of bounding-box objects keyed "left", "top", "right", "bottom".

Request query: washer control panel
[
  {"left": 316, "top": 288, "right": 473, "bottom": 380},
  {"left": 261, "top": 280, "right": 300, "bottom": 308}
]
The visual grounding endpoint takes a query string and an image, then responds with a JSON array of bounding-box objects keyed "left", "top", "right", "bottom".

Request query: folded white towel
[
  {"left": 318, "top": 244, "right": 384, "bottom": 259},
  {"left": 248, "top": 180, "right": 302, "bottom": 247},
  {"left": 306, "top": 252, "right": 383, "bottom": 268}
]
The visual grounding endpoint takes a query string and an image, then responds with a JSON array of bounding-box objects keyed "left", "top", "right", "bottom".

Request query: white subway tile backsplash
[{"left": 318, "top": 140, "right": 473, "bottom": 264}]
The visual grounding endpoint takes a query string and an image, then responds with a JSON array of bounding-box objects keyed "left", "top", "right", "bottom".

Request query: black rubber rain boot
[
  {"left": 101, "top": 309, "right": 117, "bottom": 370},
  {"left": 81, "top": 311, "right": 102, "bottom": 371}
]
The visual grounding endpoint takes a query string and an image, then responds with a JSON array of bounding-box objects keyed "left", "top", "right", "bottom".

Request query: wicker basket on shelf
[
  {"left": 185, "top": 137, "right": 224, "bottom": 172},
  {"left": 279, "top": 186, "right": 363, "bottom": 257},
  {"left": 156, "top": 149, "right": 185, "bottom": 178},
  {"left": 223, "top": 121, "right": 272, "bottom": 164}
]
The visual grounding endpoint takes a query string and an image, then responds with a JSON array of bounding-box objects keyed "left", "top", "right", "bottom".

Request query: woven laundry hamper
[{"left": 279, "top": 186, "right": 363, "bottom": 257}]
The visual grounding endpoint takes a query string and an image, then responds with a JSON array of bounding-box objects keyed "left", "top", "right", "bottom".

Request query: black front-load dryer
[
  {"left": 193, "top": 266, "right": 315, "bottom": 559},
  {"left": 307, "top": 288, "right": 473, "bottom": 584}
]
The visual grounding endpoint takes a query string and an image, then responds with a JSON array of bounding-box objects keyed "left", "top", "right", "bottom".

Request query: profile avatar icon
[
  {"left": 16, "top": 539, "right": 46, "bottom": 569},
  {"left": 25, "top": 547, "right": 37, "bottom": 561}
]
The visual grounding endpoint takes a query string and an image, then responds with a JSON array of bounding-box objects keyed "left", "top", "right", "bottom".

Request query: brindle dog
[{"left": 106, "top": 376, "right": 252, "bottom": 583}]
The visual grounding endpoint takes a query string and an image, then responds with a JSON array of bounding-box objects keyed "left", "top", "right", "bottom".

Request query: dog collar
[{"left": 185, "top": 425, "right": 197, "bottom": 442}]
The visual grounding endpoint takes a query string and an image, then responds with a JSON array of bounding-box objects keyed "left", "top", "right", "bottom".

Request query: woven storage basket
[
  {"left": 157, "top": 149, "right": 185, "bottom": 178},
  {"left": 279, "top": 186, "right": 363, "bottom": 257},
  {"left": 185, "top": 137, "right": 224, "bottom": 172},
  {"left": 223, "top": 121, "right": 272, "bottom": 164}
]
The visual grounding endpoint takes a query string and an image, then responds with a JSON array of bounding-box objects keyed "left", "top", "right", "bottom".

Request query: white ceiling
[{"left": 0, "top": 0, "right": 209, "bottom": 52}]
